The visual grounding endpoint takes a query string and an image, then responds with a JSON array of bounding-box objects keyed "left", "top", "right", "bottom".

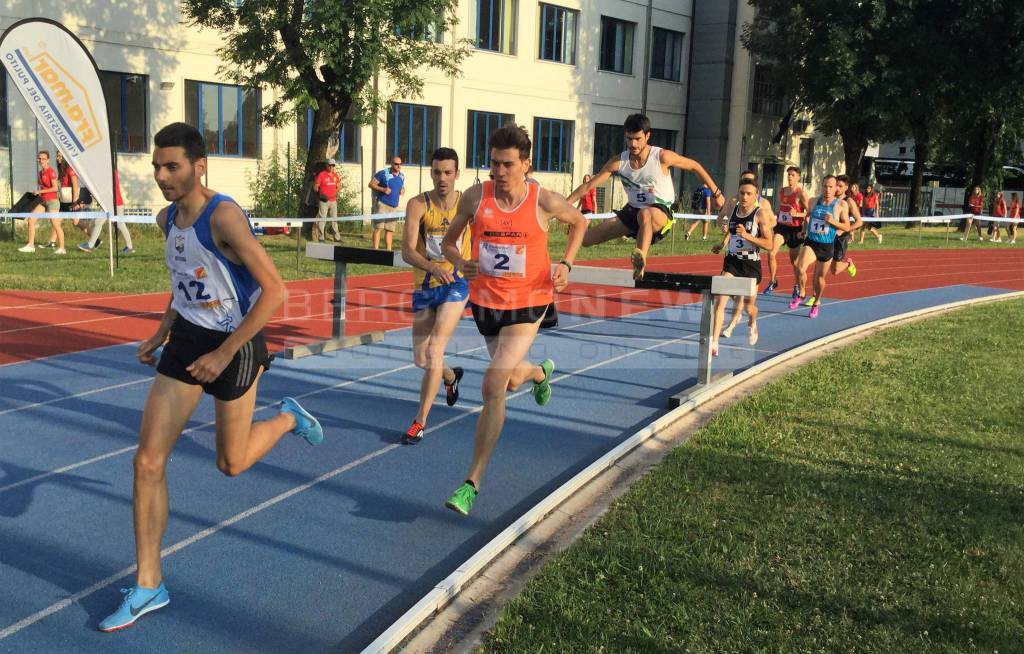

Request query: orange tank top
[
  {"left": 777, "top": 187, "right": 806, "bottom": 227},
  {"left": 469, "top": 181, "right": 552, "bottom": 310}
]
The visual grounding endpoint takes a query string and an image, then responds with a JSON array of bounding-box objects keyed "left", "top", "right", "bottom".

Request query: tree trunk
[
  {"left": 299, "top": 100, "right": 347, "bottom": 221},
  {"left": 838, "top": 125, "right": 868, "bottom": 179},
  {"left": 967, "top": 116, "right": 1001, "bottom": 193},
  {"left": 907, "top": 126, "right": 929, "bottom": 226}
]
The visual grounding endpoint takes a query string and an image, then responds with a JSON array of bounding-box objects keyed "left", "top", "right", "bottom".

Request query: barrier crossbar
[{"left": 299, "top": 243, "right": 755, "bottom": 404}]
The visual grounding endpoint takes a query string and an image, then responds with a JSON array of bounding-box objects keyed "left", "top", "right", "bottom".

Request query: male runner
[
  {"left": 399, "top": 147, "right": 470, "bottom": 444},
  {"left": 788, "top": 175, "right": 851, "bottom": 317},
  {"left": 710, "top": 178, "right": 774, "bottom": 355},
  {"left": 99, "top": 123, "right": 323, "bottom": 632},
  {"left": 567, "top": 113, "right": 723, "bottom": 280},
  {"left": 830, "top": 174, "right": 864, "bottom": 280},
  {"left": 765, "top": 166, "right": 809, "bottom": 296},
  {"left": 441, "top": 124, "right": 586, "bottom": 515}
]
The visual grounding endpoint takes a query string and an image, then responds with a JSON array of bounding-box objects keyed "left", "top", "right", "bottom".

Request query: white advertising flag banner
[{"left": 0, "top": 18, "right": 115, "bottom": 214}]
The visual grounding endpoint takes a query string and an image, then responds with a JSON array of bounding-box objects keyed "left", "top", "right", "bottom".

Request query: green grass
[
  {"left": 0, "top": 218, "right": 1006, "bottom": 293},
  {"left": 482, "top": 299, "right": 1024, "bottom": 653}
]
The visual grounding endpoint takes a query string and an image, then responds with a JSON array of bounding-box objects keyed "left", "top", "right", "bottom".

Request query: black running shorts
[
  {"left": 471, "top": 303, "right": 557, "bottom": 338},
  {"left": 832, "top": 234, "right": 850, "bottom": 262},
  {"left": 614, "top": 204, "right": 674, "bottom": 244},
  {"left": 807, "top": 240, "right": 835, "bottom": 263},
  {"left": 157, "top": 316, "right": 270, "bottom": 401},
  {"left": 775, "top": 224, "right": 804, "bottom": 249},
  {"left": 722, "top": 255, "right": 762, "bottom": 284}
]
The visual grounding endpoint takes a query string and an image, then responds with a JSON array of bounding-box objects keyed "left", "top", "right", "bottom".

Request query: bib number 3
[{"left": 479, "top": 242, "right": 526, "bottom": 278}]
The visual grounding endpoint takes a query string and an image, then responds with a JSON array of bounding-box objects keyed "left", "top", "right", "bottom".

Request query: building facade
[{"left": 1, "top": 1, "right": 688, "bottom": 214}]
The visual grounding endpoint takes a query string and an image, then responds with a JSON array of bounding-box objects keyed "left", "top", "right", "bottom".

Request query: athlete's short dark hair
[
  {"left": 836, "top": 174, "right": 850, "bottom": 184},
  {"left": 786, "top": 166, "right": 800, "bottom": 175},
  {"left": 154, "top": 122, "right": 207, "bottom": 162},
  {"left": 823, "top": 174, "right": 837, "bottom": 183},
  {"left": 739, "top": 179, "right": 758, "bottom": 190},
  {"left": 489, "top": 125, "right": 531, "bottom": 160},
  {"left": 624, "top": 113, "right": 651, "bottom": 134},
  {"left": 431, "top": 147, "right": 460, "bottom": 170},
  {"left": 739, "top": 169, "right": 757, "bottom": 182}
]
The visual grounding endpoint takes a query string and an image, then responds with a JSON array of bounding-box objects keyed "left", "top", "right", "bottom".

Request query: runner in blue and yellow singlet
[{"left": 399, "top": 147, "right": 472, "bottom": 444}]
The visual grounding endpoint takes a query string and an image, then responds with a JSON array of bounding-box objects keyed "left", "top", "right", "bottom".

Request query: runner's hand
[
  {"left": 736, "top": 224, "right": 750, "bottom": 239},
  {"left": 552, "top": 262, "right": 569, "bottom": 291},
  {"left": 430, "top": 263, "right": 455, "bottom": 285},
  {"left": 187, "top": 348, "right": 232, "bottom": 383},
  {"left": 137, "top": 334, "right": 165, "bottom": 367},
  {"left": 461, "top": 259, "right": 479, "bottom": 280},
  {"left": 711, "top": 244, "right": 723, "bottom": 254}
]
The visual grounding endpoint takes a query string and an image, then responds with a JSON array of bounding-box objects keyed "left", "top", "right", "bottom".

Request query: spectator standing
[
  {"left": 859, "top": 182, "right": 883, "bottom": 244},
  {"left": 79, "top": 171, "right": 134, "bottom": 254},
  {"left": 56, "top": 152, "right": 89, "bottom": 237},
  {"left": 18, "top": 150, "right": 65, "bottom": 254},
  {"left": 990, "top": 191, "right": 1006, "bottom": 242},
  {"left": 964, "top": 186, "right": 985, "bottom": 240},
  {"left": 685, "top": 182, "right": 712, "bottom": 240},
  {"left": 312, "top": 158, "right": 342, "bottom": 242},
  {"left": 1008, "top": 193, "right": 1020, "bottom": 244},
  {"left": 369, "top": 156, "right": 405, "bottom": 250},
  {"left": 577, "top": 174, "right": 597, "bottom": 214}
]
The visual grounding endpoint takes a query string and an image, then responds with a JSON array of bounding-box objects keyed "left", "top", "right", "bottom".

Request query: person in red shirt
[
  {"left": 576, "top": 174, "right": 597, "bottom": 214},
  {"left": 18, "top": 150, "right": 65, "bottom": 254},
  {"left": 312, "top": 159, "right": 342, "bottom": 241},
  {"left": 1009, "top": 192, "right": 1021, "bottom": 244},
  {"left": 859, "top": 183, "right": 883, "bottom": 244},
  {"left": 964, "top": 186, "right": 985, "bottom": 241},
  {"left": 990, "top": 190, "right": 1006, "bottom": 242},
  {"left": 79, "top": 171, "right": 135, "bottom": 253}
]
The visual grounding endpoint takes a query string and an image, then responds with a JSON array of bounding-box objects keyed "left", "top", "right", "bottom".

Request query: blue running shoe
[
  {"left": 763, "top": 279, "right": 778, "bottom": 295},
  {"left": 98, "top": 582, "right": 169, "bottom": 632},
  {"left": 281, "top": 397, "right": 324, "bottom": 445}
]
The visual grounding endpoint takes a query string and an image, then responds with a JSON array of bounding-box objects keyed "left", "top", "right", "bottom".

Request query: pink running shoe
[
  {"left": 788, "top": 296, "right": 803, "bottom": 310},
  {"left": 809, "top": 305, "right": 820, "bottom": 319}
]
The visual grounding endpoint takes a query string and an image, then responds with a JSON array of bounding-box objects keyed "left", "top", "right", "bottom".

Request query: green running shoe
[
  {"left": 445, "top": 482, "right": 477, "bottom": 515},
  {"left": 803, "top": 296, "right": 817, "bottom": 307},
  {"left": 533, "top": 358, "right": 554, "bottom": 406},
  {"left": 847, "top": 258, "right": 857, "bottom": 277}
]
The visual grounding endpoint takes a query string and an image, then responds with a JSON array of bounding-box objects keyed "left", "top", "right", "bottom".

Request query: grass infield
[
  {"left": 0, "top": 219, "right": 1011, "bottom": 293},
  {"left": 482, "top": 299, "right": 1024, "bottom": 653}
]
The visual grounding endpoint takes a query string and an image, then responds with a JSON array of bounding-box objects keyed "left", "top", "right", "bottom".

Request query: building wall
[{"left": 1, "top": 1, "right": 691, "bottom": 213}]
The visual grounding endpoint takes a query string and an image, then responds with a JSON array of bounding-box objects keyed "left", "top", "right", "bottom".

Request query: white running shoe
[
  {"left": 722, "top": 322, "right": 738, "bottom": 339},
  {"left": 54, "top": 248, "right": 67, "bottom": 255},
  {"left": 17, "top": 244, "right": 35, "bottom": 253},
  {"left": 748, "top": 323, "right": 759, "bottom": 346}
]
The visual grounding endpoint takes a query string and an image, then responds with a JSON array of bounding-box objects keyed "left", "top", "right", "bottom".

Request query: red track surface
[{"left": 1, "top": 248, "right": 1022, "bottom": 366}]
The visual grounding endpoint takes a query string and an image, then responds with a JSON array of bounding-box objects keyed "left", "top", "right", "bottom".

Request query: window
[
  {"left": 467, "top": 110, "right": 514, "bottom": 169},
  {"left": 592, "top": 123, "right": 622, "bottom": 174},
  {"left": 538, "top": 4, "right": 578, "bottom": 65},
  {"left": 185, "top": 80, "right": 261, "bottom": 157},
  {"left": 649, "top": 129, "right": 677, "bottom": 152},
  {"left": 297, "top": 108, "right": 360, "bottom": 163},
  {"left": 799, "top": 138, "right": 815, "bottom": 185},
  {"left": 99, "top": 71, "right": 148, "bottom": 153},
  {"left": 472, "top": 0, "right": 517, "bottom": 54},
  {"left": 387, "top": 102, "right": 440, "bottom": 166},
  {"left": 752, "top": 64, "right": 784, "bottom": 116},
  {"left": 395, "top": 21, "right": 442, "bottom": 42},
  {"left": 650, "top": 28, "right": 683, "bottom": 82},
  {"left": 533, "top": 117, "right": 574, "bottom": 173},
  {"left": 0, "top": 73, "right": 8, "bottom": 148},
  {"left": 600, "top": 17, "right": 634, "bottom": 74}
]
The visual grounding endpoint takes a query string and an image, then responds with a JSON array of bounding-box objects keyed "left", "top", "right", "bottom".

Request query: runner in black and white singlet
[
  {"left": 568, "top": 113, "right": 724, "bottom": 280},
  {"left": 710, "top": 178, "right": 774, "bottom": 354},
  {"left": 99, "top": 123, "right": 324, "bottom": 633}
]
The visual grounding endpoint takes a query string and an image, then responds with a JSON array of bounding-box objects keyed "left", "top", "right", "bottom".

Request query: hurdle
[
  {"left": 566, "top": 264, "right": 755, "bottom": 407},
  {"left": 280, "top": 243, "right": 413, "bottom": 359},
  {"left": 296, "top": 242, "right": 755, "bottom": 406}
]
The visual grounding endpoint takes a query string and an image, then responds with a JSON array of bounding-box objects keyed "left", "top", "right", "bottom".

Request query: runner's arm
[
  {"left": 846, "top": 199, "right": 864, "bottom": 231},
  {"left": 442, "top": 186, "right": 481, "bottom": 278},
  {"left": 139, "top": 208, "right": 176, "bottom": 365},
  {"left": 567, "top": 156, "right": 619, "bottom": 205},
  {"left": 401, "top": 195, "right": 455, "bottom": 285},
  {"left": 539, "top": 189, "right": 586, "bottom": 291},
  {"left": 716, "top": 197, "right": 736, "bottom": 232},
  {"left": 759, "top": 197, "right": 777, "bottom": 229},
  {"left": 740, "top": 211, "right": 775, "bottom": 251},
  {"left": 792, "top": 188, "right": 810, "bottom": 218},
  {"left": 660, "top": 150, "right": 725, "bottom": 209}
]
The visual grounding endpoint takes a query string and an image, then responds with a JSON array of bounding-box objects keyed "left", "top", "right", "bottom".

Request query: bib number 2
[{"left": 479, "top": 242, "right": 526, "bottom": 278}]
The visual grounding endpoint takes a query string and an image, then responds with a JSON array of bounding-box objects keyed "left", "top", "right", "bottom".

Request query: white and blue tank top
[
  {"left": 807, "top": 197, "right": 841, "bottom": 244},
  {"left": 164, "top": 194, "right": 261, "bottom": 332}
]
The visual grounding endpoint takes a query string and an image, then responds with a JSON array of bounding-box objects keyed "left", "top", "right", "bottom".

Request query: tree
[
  {"left": 182, "top": 0, "right": 468, "bottom": 216},
  {"left": 742, "top": 0, "right": 895, "bottom": 178}
]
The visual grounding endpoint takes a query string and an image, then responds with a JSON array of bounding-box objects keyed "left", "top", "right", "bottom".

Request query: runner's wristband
[{"left": 559, "top": 260, "right": 572, "bottom": 272}]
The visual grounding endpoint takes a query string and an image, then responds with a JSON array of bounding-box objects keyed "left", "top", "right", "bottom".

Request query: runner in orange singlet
[{"left": 440, "top": 124, "right": 587, "bottom": 515}]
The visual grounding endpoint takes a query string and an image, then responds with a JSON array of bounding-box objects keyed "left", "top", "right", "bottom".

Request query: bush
[{"left": 246, "top": 146, "right": 359, "bottom": 221}]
